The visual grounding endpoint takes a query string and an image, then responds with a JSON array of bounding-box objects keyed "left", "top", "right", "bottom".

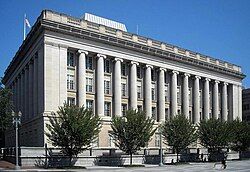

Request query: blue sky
[{"left": 0, "top": 0, "right": 249, "bottom": 87}]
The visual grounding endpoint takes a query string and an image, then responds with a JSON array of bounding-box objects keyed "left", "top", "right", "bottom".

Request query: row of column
[
  {"left": 77, "top": 50, "right": 229, "bottom": 123},
  {"left": 10, "top": 55, "right": 39, "bottom": 121}
]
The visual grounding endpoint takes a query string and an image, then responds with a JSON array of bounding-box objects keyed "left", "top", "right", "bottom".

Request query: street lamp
[
  {"left": 159, "top": 125, "right": 163, "bottom": 166},
  {"left": 12, "top": 110, "right": 22, "bottom": 170}
]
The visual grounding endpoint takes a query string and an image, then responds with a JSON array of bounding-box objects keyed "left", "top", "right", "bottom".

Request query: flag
[{"left": 25, "top": 18, "right": 31, "bottom": 28}]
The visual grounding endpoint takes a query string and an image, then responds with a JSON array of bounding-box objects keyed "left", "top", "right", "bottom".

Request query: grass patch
[
  {"left": 46, "top": 166, "right": 86, "bottom": 169},
  {"left": 120, "top": 164, "right": 145, "bottom": 167}
]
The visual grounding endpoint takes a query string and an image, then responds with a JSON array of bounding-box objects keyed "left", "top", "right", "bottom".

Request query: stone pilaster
[{"left": 28, "top": 61, "right": 34, "bottom": 119}]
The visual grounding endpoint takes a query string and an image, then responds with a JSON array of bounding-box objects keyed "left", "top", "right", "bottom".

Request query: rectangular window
[
  {"left": 104, "top": 80, "right": 111, "bottom": 94},
  {"left": 86, "top": 77, "right": 93, "bottom": 92},
  {"left": 121, "top": 63, "right": 127, "bottom": 76},
  {"left": 177, "top": 86, "right": 181, "bottom": 105},
  {"left": 152, "top": 107, "right": 156, "bottom": 120},
  {"left": 199, "top": 90, "right": 202, "bottom": 108},
  {"left": 121, "top": 83, "right": 127, "bottom": 97},
  {"left": 67, "top": 97, "right": 75, "bottom": 106},
  {"left": 165, "top": 108, "right": 169, "bottom": 121},
  {"left": 67, "top": 52, "right": 75, "bottom": 67},
  {"left": 67, "top": 74, "right": 75, "bottom": 90},
  {"left": 86, "top": 56, "right": 93, "bottom": 70},
  {"left": 189, "top": 88, "right": 192, "bottom": 106},
  {"left": 86, "top": 100, "right": 94, "bottom": 111},
  {"left": 152, "top": 88, "right": 156, "bottom": 101},
  {"left": 137, "top": 66, "right": 141, "bottom": 78},
  {"left": 209, "top": 92, "right": 212, "bottom": 109},
  {"left": 151, "top": 70, "right": 156, "bottom": 81},
  {"left": 104, "top": 102, "right": 111, "bottom": 116},
  {"left": 138, "top": 105, "right": 143, "bottom": 112},
  {"left": 122, "top": 104, "right": 127, "bottom": 116},
  {"left": 165, "top": 84, "right": 169, "bottom": 102},
  {"left": 137, "top": 85, "right": 142, "bottom": 99},
  {"left": 104, "top": 59, "right": 110, "bottom": 73}
]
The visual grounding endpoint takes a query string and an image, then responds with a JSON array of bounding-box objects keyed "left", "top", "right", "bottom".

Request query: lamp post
[
  {"left": 12, "top": 110, "right": 22, "bottom": 170},
  {"left": 159, "top": 125, "right": 163, "bottom": 166}
]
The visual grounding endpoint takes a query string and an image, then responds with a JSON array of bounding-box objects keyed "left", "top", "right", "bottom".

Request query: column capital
[
  {"left": 131, "top": 61, "right": 139, "bottom": 65},
  {"left": 183, "top": 73, "right": 190, "bottom": 77},
  {"left": 223, "top": 82, "right": 228, "bottom": 86},
  {"left": 172, "top": 70, "right": 179, "bottom": 75},
  {"left": 146, "top": 64, "right": 153, "bottom": 69},
  {"left": 159, "top": 67, "right": 166, "bottom": 72},
  {"left": 204, "top": 78, "right": 211, "bottom": 82},
  {"left": 194, "top": 75, "right": 201, "bottom": 80},
  {"left": 114, "top": 58, "right": 123, "bottom": 62},
  {"left": 77, "top": 49, "right": 88, "bottom": 55},
  {"left": 97, "top": 53, "right": 107, "bottom": 59},
  {"left": 214, "top": 80, "right": 220, "bottom": 84}
]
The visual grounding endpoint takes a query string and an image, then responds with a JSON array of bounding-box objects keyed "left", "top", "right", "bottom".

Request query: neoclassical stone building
[{"left": 2, "top": 10, "right": 244, "bottom": 148}]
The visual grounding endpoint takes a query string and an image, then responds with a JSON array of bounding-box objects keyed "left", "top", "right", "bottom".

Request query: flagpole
[{"left": 23, "top": 14, "right": 26, "bottom": 41}]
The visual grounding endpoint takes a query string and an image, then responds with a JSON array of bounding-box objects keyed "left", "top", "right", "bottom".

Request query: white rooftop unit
[{"left": 84, "top": 13, "right": 127, "bottom": 32}]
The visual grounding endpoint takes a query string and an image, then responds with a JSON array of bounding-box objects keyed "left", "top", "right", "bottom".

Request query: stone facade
[
  {"left": 243, "top": 88, "right": 250, "bottom": 121},
  {"left": 2, "top": 10, "right": 245, "bottom": 148}
]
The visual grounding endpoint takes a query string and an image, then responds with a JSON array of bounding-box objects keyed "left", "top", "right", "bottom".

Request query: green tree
[
  {"left": 45, "top": 104, "right": 101, "bottom": 166},
  {"left": 0, "top": 79, "right": 13, "bottom": 148},
  {"left": 229, "top": 119, "right": 250, "bottom": 153},
  {"left": 162, "top": 114, "right": 197, "bottom": 162},
  {"left": 110, "top": 110, "right": 156, "bottom": 165},
  {"left": 198, "top": 118, "right": 230, "bottom": 154}
]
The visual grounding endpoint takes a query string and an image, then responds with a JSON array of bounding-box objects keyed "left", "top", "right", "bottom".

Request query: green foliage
[
  {"left": 46, "top": 104, "right": 101, "bottom": 165},
  {"left": 0, "top": 87, "right": 13, "bottom": 131},
  {"left": 198, "top": 118, "right": 230, "bottom": 152},
  {"left": 162, "top": 114, "right": 197, "bottom": 161},
  {"left": 110, "top": 110, "right": 156, "bottom": 165},
  {"left": 228, "top": 119, "right": 250, "bottom": 152}
]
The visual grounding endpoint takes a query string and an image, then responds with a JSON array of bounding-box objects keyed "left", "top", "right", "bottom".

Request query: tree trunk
[
  {"left": 69, "top": 155, "right": 72, "bottom": 167},
  {"left": 130, "top": 153, "right": 132, "bottom": 165}
]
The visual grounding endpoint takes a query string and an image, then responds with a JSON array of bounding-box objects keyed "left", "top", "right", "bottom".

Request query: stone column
[
  {"left": 78, "top": 50, "right": 88, "bottom": 107},
  {"left": 145, "top": 65, "right": 153, "bottom": 118},
  {"left": 182, "top": 73, "right": 190, "bottom": 119},
  {"left": 222, "top": 82, "right": 228, "bottom": 121},
  {"left": 28, "top": 61, "right": 34, "bottom": 119},
  {"left": 33, "top": 56, "right": 38, "bottom": 116},
  {"left": 158, "top": 68, "right": 166, "bottom": 122},
  {"left": 18, "top": 75, "right": 21, "bottom": 112},
  {"left": 25, "top": 66, "right": 29, "bottom": 120},
  {"left": 193, "top": 76, "right": 201, "bottom": 123},
  {"left": 171, "top": 71, "right": 178, "bottom": 117},
  {"left": 213, "top": 80, "right": 220, "bottom": 119},
  {"left": 21, "top": 70, "right": 25, "bottom": 119},
  {"left": 114, "top": 58, "right": 123, "bottom": 116},
  {"left": 130, "top": 61, "right": 138, "bottom": 110},
  {"left": 96, "top": 54, "right": 106, "bottom": 116},
  {"left": 203, "top": 78, "right": 210, "bottom": 120}
]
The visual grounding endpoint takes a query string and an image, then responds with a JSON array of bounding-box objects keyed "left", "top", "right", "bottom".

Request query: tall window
[
  {"left": 104, "top": 102, "right": 111, "bottom": 116},
  {"left": 67, "top": 52, "right": 75, "bottom": 67},
  {"left": 104, "top": 80, "right": 111, "bottom": 94},
  {"left": 199, "top": 90, "right": 202, "bottom": 108},
  {"left": 86, "top": 100, "right": 94, "bottom": 111},
  {"left": 152, "top": 85, "right": 156, "bottom": 101},
  {"left": 121, "top": 83, "right": 127, "bottom": 97},
  {"left": 137, "top": 85, "right": 142, "bottom": 99},
  {"left": 189, "top": 88, "right": 192, "bottom": 106},
  {"left": 137, "top": 66, "right": 142, "bottom": 78},
  {"left": 165, "top": 108, "right": 169, "bottom": 121},
  {"left": 177, "top": 86, "right": 181, "bottom": 105},
  {"left": 138, "top": 105, "right": 143, "bottom": 112},
  {"left": 165, "top": 84, "right": 169, "bottom": 102},
  {"left": 122, "top": 104, "right": 127, "bottom": 116},
  {"left": 121, "top": 63, "right": 127, "bottom": 76},
  {"left": 104, "top": 59, "right": 110, "bottom": 73},
  {"left": 86, "top": 56, "right": 93, "bottom": 70},
  {"left": 67, "top": 97, "right": 75, "bottom": 106},
  {"left": 151, "top": 70, "right": 156, "bottom": 81},
  {"left": 152, "top": 107, "right": 156, "bottom": 120},
  {"left": 67, "top": 74, "right": 75, "bottom": 90},
  {"left": 209, "top": 92, "right": 212, "bottom": 109},
  {"left": 86, "top": 77, "right": 93, "bottom": 92}
]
